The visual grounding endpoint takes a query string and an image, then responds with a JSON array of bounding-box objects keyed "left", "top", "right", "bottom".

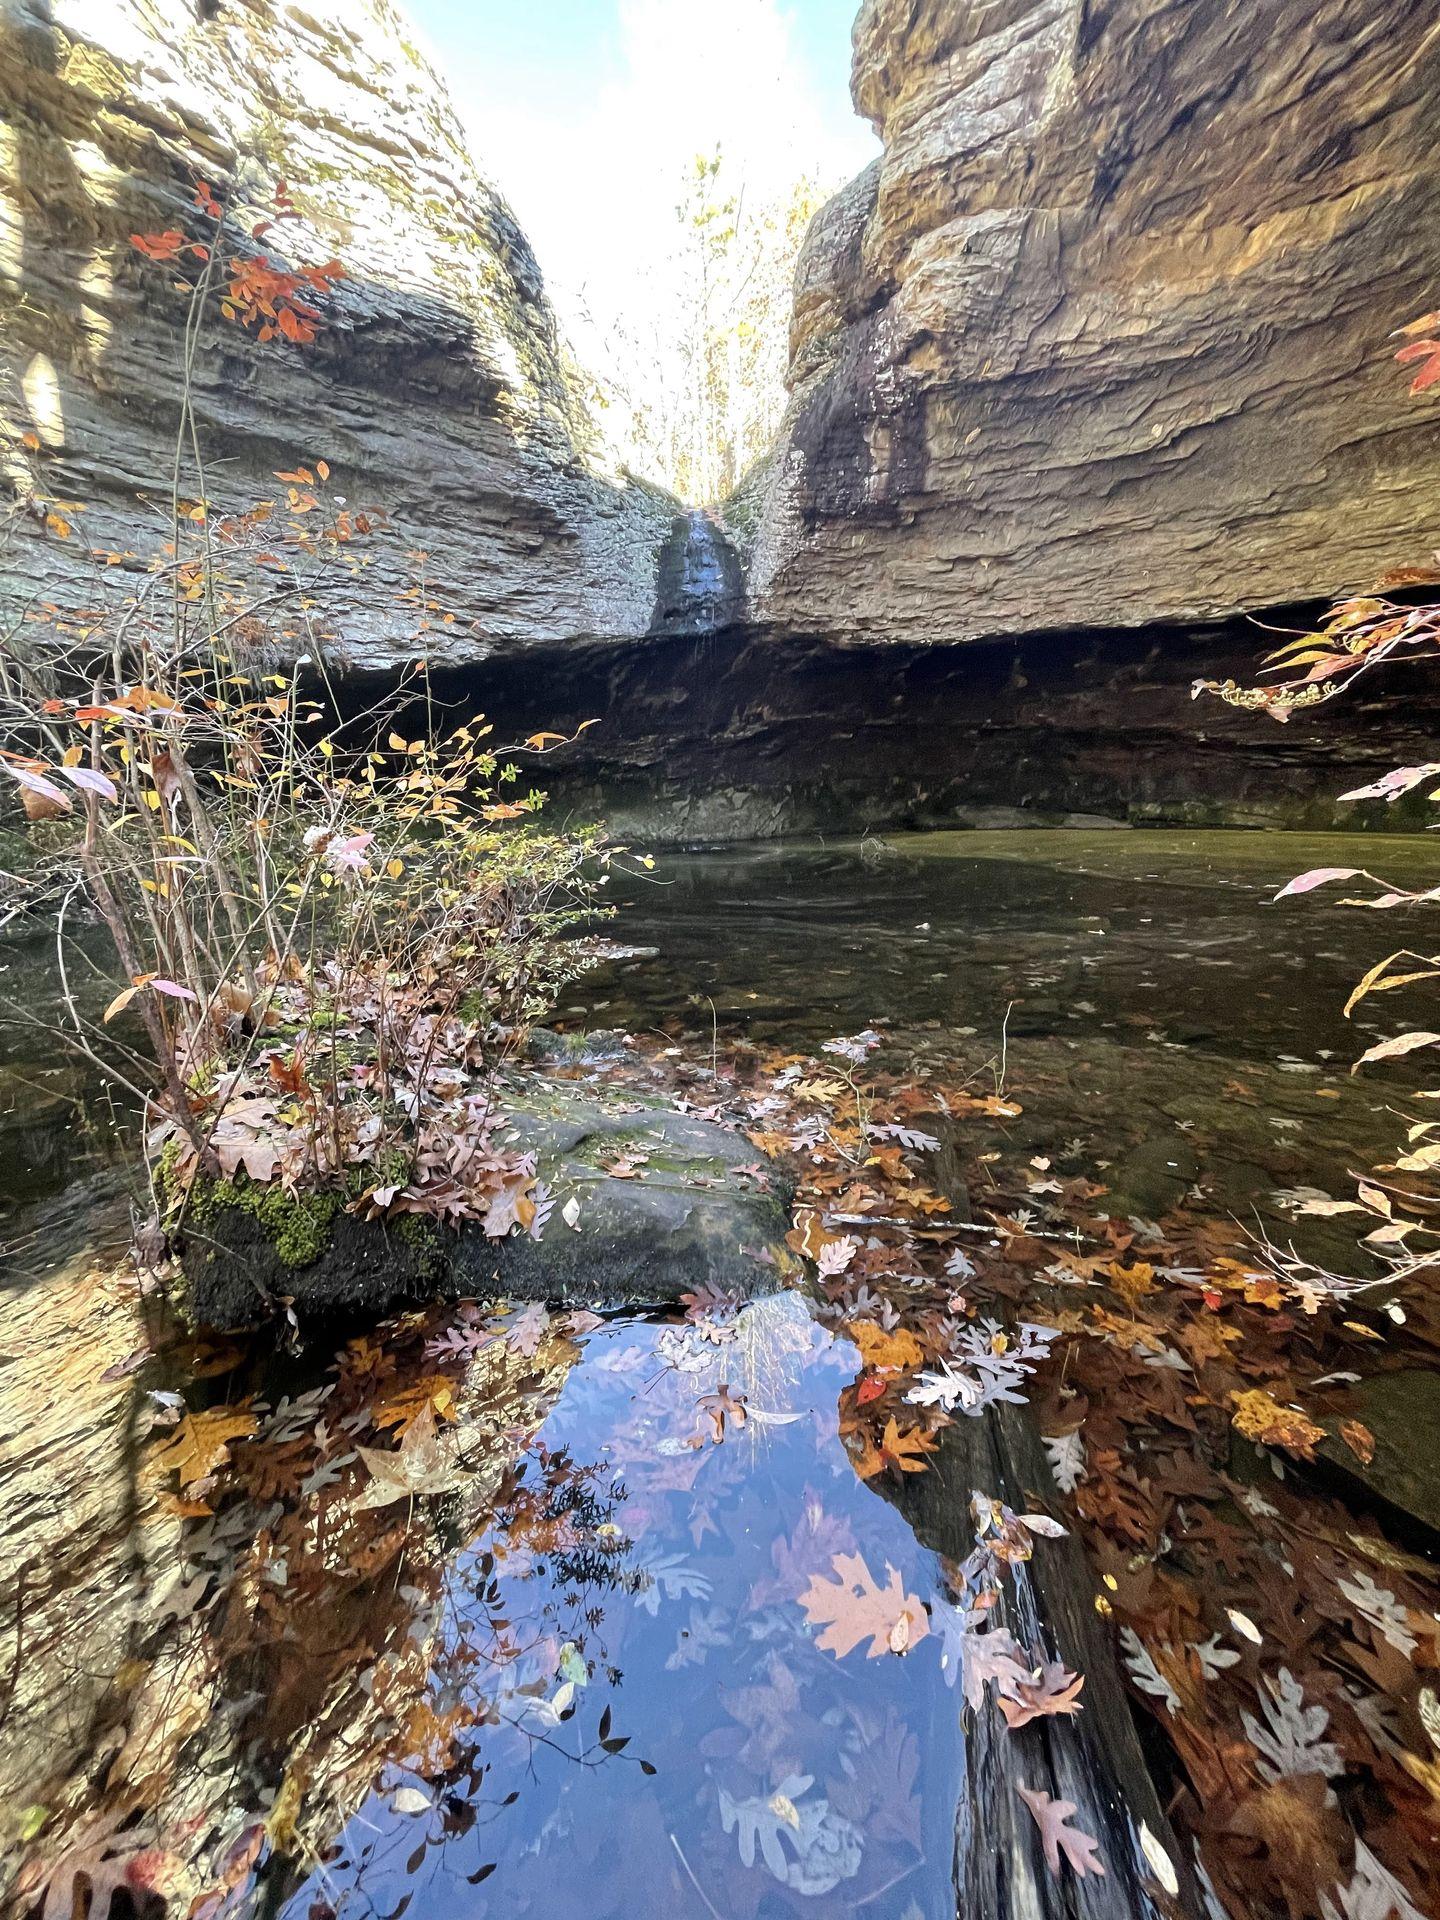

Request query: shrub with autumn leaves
[{"left": 0, "top": 176, "right": 631, "bottom": 1258}]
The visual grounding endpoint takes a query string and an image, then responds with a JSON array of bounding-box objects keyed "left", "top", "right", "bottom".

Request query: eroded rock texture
[
  {"left": 0, "top": 0, "right": 673, "bottom": 667},
  {"left": 750, "top": 0, "right": 1440, "bottom": 645}
]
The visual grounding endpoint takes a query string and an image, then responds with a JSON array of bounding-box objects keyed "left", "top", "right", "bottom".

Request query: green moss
[
  {"left": 394, "top": 1211, "right": 447, "bottom": 1281},
  {"left": 157, "top": 1133, "right": 187, "bottom": 1209},
  {"left": 187, "top": 1171, "right": 342, "bottom": 1269}
]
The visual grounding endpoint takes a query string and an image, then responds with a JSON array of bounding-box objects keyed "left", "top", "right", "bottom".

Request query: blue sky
[
  {"left": 400, "top": 0, "right": 877, "bottom": 334},
  {"left": 405, "top": 0, "right": 863, "bottom": 117}
]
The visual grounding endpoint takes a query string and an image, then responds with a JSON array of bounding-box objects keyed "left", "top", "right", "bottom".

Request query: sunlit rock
[
  {"left": 0, "top": 0, "right": 674, "bottom": 668},
  {"left": 750, "top": 0, "right": 1440, "bottom": 644},
  {"left": 179, "top": 1078, "right": 795, "bottom": 1329}
]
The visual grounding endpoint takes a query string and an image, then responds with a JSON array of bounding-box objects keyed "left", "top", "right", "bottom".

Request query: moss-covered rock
[
  {"left": 177, "top": 1075, "right": 795, "bottom": 1330},
  {"left": 185, "top": 1174, "right": 343, "bottom": 1269}
]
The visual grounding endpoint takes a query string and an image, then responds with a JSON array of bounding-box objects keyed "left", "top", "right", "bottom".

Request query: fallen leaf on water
[
  {"left": 150, "top": 1404, "right": 257, "bottom": 1488},
  {"left": 1230, "top": 1389, "right": 1325, "bottom": 1461},
  {"left": 1226, "top": 1608, "right": 1263, "bottom": 1646},
  {"left": 997, "top": 1659, "right": 1085, "bottom": 1729},
  {"left": 845, "top": 1319, "right": 924, "bottom": 1372},
  {"left": 1339, "top": 1419, "right": 1376, "bottom": 1465},
  {"left": 851, "top": 1415, "right": 939, "bottom": 1479},
  {"left": 355, "top": 1403, "right": 469, "bottom": 1508},
  {"left": 371, "top": 1374, "right": 456, "bottom": 1435},
  {"left": 1139, "top": 1822, "right": 1178, "bottom": 1896},
  {"left": 798, "top": 1550, "right": 930, "bottom": 1659},
  {"left": 696, "top": 1383, "right": 748, "bottom": 1442},
  {"left": 1016, "top": 1782, "right": 1105, "bottom": 1880}
]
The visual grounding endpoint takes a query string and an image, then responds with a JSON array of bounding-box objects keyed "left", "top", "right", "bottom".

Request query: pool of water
[
  {"left": 588, "top": 827, "right": 1424, "bottom": 1057},
  {"left": 2, "top": 829, "right": 1436, "bottom": 1920}
]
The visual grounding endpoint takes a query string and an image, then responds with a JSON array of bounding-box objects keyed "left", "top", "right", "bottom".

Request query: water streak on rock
[{"left": 649, "top": 507, "right": 746, "bottom": 637}]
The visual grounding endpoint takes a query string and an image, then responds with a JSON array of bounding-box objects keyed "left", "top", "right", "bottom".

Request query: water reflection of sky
[{"left": 279, "top": 1296, "right": 966, "bottom": 1920}]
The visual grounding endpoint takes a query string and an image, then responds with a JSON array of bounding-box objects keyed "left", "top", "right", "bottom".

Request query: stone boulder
[
  {"left": 179, "top": 1078, "right": 795, "bottom": 1329},
  {"left": 1318, "top": 1369, "right": 1440, "bottom": 1543},
  {"left": 749, "top": 0, "right": 1440, "bottom": 645},
  {"left": 0, "top": 0, "right": 673, "bottom": 670}
]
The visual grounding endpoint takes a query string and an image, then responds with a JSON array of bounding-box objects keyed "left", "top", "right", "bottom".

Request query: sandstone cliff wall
[
  {"left": 0, "top": 0, "right": 673, "bottom": 668},
  {"left": 749, "top": 0, "right": 1440, "bottom": 644}
]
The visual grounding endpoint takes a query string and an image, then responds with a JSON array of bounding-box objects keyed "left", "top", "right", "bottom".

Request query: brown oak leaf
[
  {"left": 998, "top": 1659, "right": 1086, "bottom": 1730},
  {"left": 1230, "top": 1389, "right": 1325, "bottom": 1461},
  {"left": 852, "top": 1415, "right": 939, "bottom": 1479},
  {"left": 798, "top": 1550, "right": 930, "bottom": 1659},
  {"left": 150, "top": 1404, "right": 257, "bottom": 1489}
]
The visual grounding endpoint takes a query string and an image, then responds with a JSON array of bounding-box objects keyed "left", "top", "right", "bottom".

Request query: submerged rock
[
  {"left": 750, "top": 0, "right": 1440, "bottom": 645},
  {"left": 1318, "top": 1370, "right": 1440, "bottom": 1543},
  {"left": 178, "top": 1080, "right": 794, "bottom": 1330}
]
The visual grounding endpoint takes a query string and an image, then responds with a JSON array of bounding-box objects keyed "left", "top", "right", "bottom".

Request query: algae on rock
[{"left": 178, "top": 1077, "right": 795, "bottom": 1329}]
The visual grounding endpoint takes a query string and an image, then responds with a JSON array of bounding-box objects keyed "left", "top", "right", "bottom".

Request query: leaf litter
[{"left": 7, "top": 1019, "right": 1440, "bottom": 1920}]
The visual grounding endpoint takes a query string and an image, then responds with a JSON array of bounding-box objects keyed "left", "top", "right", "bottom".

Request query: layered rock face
[
  {"left": 750, "top": 0, "right": 1440, "bottom": 645},
  {"left": 0, "top": 0, "right": 673, "bottom": 668}
]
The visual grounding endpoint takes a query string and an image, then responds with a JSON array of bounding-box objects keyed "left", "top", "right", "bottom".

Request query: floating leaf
[
  {"left": 151, "top": 1404, "right": 257, "bottom": 1489},
  {"left": 1241, "top": 1668, "right": 1343, "bottom": 1784},
  {"left": 1274, "top": 868, "right": 1361, "bottom": 900},
  {"left": 798, "top": 1550, "right": 929, "bottom": 1659},
  {"left": 1042, "top": 1430, "right": 1087, "bottom": 1492},
  {"left": 1353, "top": 1031, "right": 1440, "bottom": 1070},
  {"left": 1139, "top": 1823, "right": 1179, "bottom": 1897},
  {"left": 1016, "top": 1782, "right": 1105, "bottom": 1880},
  {"left": 717, "top": 1775, "right": 862, "bottom": 1895},
  {"left": 355, "top": 1404, "right": 469, "bottom": 1508},
  {"left": 1230, "top": 1389, "right": 1325, "bottom": 1460},
  {"left": 997, "top": 1659, "right": 1085, "bottom": 1729}
]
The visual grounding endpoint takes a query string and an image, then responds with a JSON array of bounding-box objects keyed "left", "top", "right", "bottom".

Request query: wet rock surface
[
  {"left": 649, "top": 508, "right": 746, "bottom": 637},
  {"left": 750, "top": 0, "right": 1440, "bottom": 646},
  {"left": 179, "top": 1078, "right": 794, "bottom": 1330},
  {"left": 1318, "top": 1371, "right": 1440, "bottom": 1543},
  {"left": 413, "top": 617, "right": 1440, "bottom": 846}
]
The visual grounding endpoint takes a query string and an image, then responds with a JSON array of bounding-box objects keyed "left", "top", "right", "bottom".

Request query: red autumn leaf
[
  {"left": 1395, "top": 337, "right": 1440, "bottom": 395},
  {"left": 131, "top": 229, "right": 188, "bottom": 261}
]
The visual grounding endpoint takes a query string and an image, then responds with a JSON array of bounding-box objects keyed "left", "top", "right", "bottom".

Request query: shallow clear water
[
  {"left": 2, "top": 828, "right": 1437, "bottom": 1919},
  {"left": 269, "top": 1295, "right": 967, "bottom": 1920},
  {"left": 588, "top": 828, "right": 1428, "bottom": 1060}
]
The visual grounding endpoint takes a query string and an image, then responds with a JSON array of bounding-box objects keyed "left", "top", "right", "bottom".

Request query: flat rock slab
[
  {"left": 1318, "top": 1370, "right": 1440, "bottom": 1543},
  {"left": 179, "top": 1078, "right": 794, "bottom": 1330}
]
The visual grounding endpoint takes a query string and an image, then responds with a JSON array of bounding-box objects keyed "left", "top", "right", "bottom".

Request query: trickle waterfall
[{"left": 649, "top": 506, "right": 745, "bottom": 636}]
